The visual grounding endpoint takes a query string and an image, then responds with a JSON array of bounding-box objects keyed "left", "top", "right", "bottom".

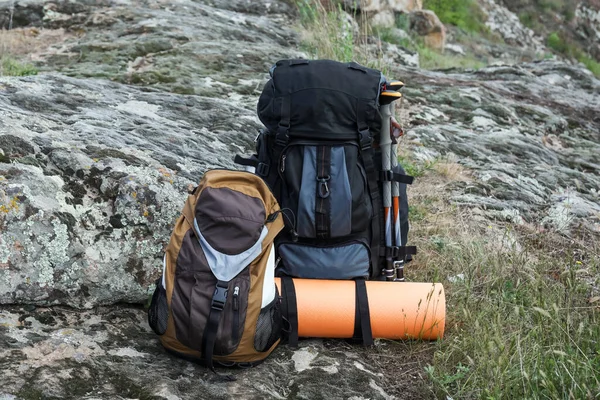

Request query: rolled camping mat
[{"left": 274, "top": 278, "right": 445, "bottom": 340}]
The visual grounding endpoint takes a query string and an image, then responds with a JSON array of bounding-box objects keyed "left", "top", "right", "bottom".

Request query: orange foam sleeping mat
[{"left": 274, "top": 278, "right": 445, "bottom": 340}]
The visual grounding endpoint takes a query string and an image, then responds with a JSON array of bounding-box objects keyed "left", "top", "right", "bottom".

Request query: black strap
[
  {"left": 256, "top": 129, "right": 272, "bottom": 178},
  {"left": 353, "top": 279, "right": 373, "bottom": 346},
  {"left": 267, "top": 96, "right": 291, "bottom": 193},
  {"left": 316, "top": 146, "right": 331, "bottom": 239},
  {"left": 379, "top": 170, "right": 415, "bottom": 185},
  {"left": 290, "top": 59, "right": 309, "bottom": 66},
  {"left": 276, "top": 96, "right": 291, "bottom": 148},
  {"left": 234, "top": 154, "right": 259, "bottom": 167},
  {"left": 280, "top": 276, "right": 298, "bottom": 347},
  {"left": 379, "top": 246, "right": 417, "bottom": 259},
  {"left": 356, "top": 100, "right": 382, "bottom": 279},
  {"left": 348, "top": 62, "right": 367, "bottom": 73},
  {"left": 202, "top": 280, "right": 229, "bottom": 372}
]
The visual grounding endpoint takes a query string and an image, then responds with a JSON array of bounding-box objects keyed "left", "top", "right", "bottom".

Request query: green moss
[
  {"left": 133, "top": 39, "right": 173, "bottom": 58},
  {"left": 422, "top": 0, "right": 488, "bottom": 34},
  {"left": 547, "top": 32, "right": 566, "bottom": 53},
  {"left": 172, "top": 85, "right": 196, "bottom": 95},
  {"left": 395, "top": 13, "right": 411, "bottom": 31},
  {"left": 83, "top": 146, "right": 145, "bottom": 166},
  {"left": 15, "top": 386, "right": 46, "bottom": 400},
  {"left": 372, "top": 26, "right": 413, "bottom": 48},
  {"left": 0, "top": 57, "right": 39, "bottom": 77},
  {"left": 578, "top": 55, "right": 600, "bottom": 78},
  {"left": 409, "top": 204, "right": 428, "bottom": 221},
  {"left": 546, "top": 32, "right": 600, "bottom": 77},
  {"left": 0, "top": 153, "right": 10, "bottom": 163},
  {"left": 418, "top": 45, "right": 486, "bottom": 70},
  {"left": 295, "top": 0, "right": 361, "bottom": 63}
]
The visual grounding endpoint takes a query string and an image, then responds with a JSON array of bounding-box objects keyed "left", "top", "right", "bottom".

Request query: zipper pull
[
  {"left": 233, "top": 286, "right": 239, "bottom": 311},
  {"left": 281, "top": 154, "right": 286, "bottom": 173}
]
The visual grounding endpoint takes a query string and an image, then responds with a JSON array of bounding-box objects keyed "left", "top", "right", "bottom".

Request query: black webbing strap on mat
[
  {"left": 353, "top": 278, "right": 373, "bottom": 346},
  {"left": 356, "top": 100, "right": 382, "bottom": 278},
  {"left": 280, "top": 276, "right": 299, "bottom": 347}
]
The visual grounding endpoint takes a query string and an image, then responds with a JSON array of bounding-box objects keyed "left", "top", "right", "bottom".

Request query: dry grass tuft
[
  {"left": 432, "top": 162, "right": 471, "bottom": 182},
  {"left": 403, "top": 164, "right": 600, "bottom": 399},
  {"left": 0, "top": 27, "right": 73, "bottom": 60}
]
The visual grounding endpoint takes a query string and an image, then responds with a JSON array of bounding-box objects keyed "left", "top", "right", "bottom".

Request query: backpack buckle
[
  {"left": 211, "top": 283, "right": 229, "bottom": 311},
  {"left": 276, "top": 124, "right": 289, "bottom": 147},
  {"left": 358, "top": 128, "right": 371, "bottom": 150},
  {"left": 317, "top": 175, "right": 331, "bottom": 198},
  {"left": 380, "top": 170, "right": 393, "bottom": 182},
  {"left": 256, "top": 162, "right": 270, "bottom": 176},
  {"left": 385, "top": 246, "right": 399, "bottom": 258}
]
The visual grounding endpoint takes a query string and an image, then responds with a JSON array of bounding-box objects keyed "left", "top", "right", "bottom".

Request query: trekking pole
[
  {"left": 387, "top": 81, "right": 406, "bottom": 281},
  {"left": 379, "top": 88, "right": 402, "bottom": 281},
  {"left": 390, "top": 95, "right": 404, "bottom": 282}
]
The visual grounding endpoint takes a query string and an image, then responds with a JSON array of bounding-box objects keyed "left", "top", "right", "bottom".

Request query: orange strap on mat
[{"left": 275, "top": 278, "right": 445, "bottom": 341}]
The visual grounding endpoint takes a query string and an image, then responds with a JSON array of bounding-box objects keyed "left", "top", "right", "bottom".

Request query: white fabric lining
[{"left": 194, "top": 218, "right": 268, "bottom": 282}]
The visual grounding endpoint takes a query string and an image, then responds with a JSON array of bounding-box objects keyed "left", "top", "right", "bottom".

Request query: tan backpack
[{"left": 147, "top": 169, "right": 285, "bottom": 371}]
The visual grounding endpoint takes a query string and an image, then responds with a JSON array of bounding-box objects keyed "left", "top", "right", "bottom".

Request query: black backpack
[{"left": 235, "top": 59, "right": 416, "bottom": 282}]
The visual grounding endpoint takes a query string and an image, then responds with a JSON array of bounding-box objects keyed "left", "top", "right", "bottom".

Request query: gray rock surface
[
  {"left": 479, "top": 0, "right": 545, "bottom": 52},
  {"left": 0, "top": 305, "right": 433, "bottom": 399},
  {"left": 1, "top": 0, "right": 302, "bottom": 106},
  {"left": 0, "top": 73, "right": 264, "bottom": 308},
  {"left": 576, "top": 1, "right": 600, "bottom": 59},
  {"left": 1, "top": 0, "right": 599, "bottom": 398},
  {"left": 394, "top": 60, "right": 600, "bottom": 233}
]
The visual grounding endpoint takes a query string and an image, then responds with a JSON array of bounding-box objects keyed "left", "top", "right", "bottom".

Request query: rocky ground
[
  {"left": 397, "top": 61, "right": 600, "bottom": 234},
  {"left": 1, "top": 0, "right": 599, "bottom": 398},
  {"left": 1, "top": 304, "right": 433, "bottom": 399}
]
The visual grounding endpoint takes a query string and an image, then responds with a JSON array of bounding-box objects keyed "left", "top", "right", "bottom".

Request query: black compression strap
[
  {"left": 356, "top": 99, "right": 382, "bottom": 278},
  {"left": 353, "top": 279, "right": 373, "bottom": 346},
  {"left": 379, "top": 246, "right": 417, "bottom": 259},
  {"left": 379, "top": 170, "right": 415, "bottom": 185},
  {"left": 202, "top": 280, "right": 229, "bottom": 373},
  {"left": 276, "top": 96, "right": 291, "bottom": 147},
  {"left": 316, "top": 146, "right": 331, "bottom": 239},
  {"left": 255, "top": 130, "right": 271, "bottom": 177},
  {"left": 234, "top": 154, "right": 259, "bottom": 167},
  {"left": 281, "top": 276, "right": 298, "bottom": 347}
]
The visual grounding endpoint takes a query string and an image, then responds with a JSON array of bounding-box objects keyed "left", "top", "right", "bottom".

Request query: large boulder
[
  {"left": 409, "top": 10, "right": 446, "bottom": 50},
  {"left": 342, "top": 0, "right": 422, "bottom": 27},
  {"left": 0, "top": 0, "right": 301, "bottom": 105},
  {"left": 0, "top": 73, "right": 263, "bottom": 308},
  {"left": 479, "top": 0, "right": 545, "bottom": 52},
  {"left": 0, "top": 305, "right": 433, "bottom": 399}
]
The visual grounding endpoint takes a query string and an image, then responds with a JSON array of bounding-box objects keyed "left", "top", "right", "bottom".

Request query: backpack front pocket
[
  {"left": 148, "top": 276, "right": 169, "bottom": 336},
  {"left": 279, "top": 142, "right": 372, "bottom": 240},
  {"left": 276, "top": 240, "right": 371, "bottom": 279}
]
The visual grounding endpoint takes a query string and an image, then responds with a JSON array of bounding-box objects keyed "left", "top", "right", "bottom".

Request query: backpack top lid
[
  {"left": 189, "top": 170, "right": 284, "bottom": 282},
  {"left": 257, "top": 59, "right": 386, "bottom": 141}
]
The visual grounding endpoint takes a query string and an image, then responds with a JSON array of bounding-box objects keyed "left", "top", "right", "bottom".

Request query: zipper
[
  {"left": 232, "top": 285, "right": 240, "bottom": 343},
  {"left": 276, "top": 238, "right": 371, "bottom": 256},
  {"left": 278, "top": 140, "right": 358, "bottom": 181}
]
